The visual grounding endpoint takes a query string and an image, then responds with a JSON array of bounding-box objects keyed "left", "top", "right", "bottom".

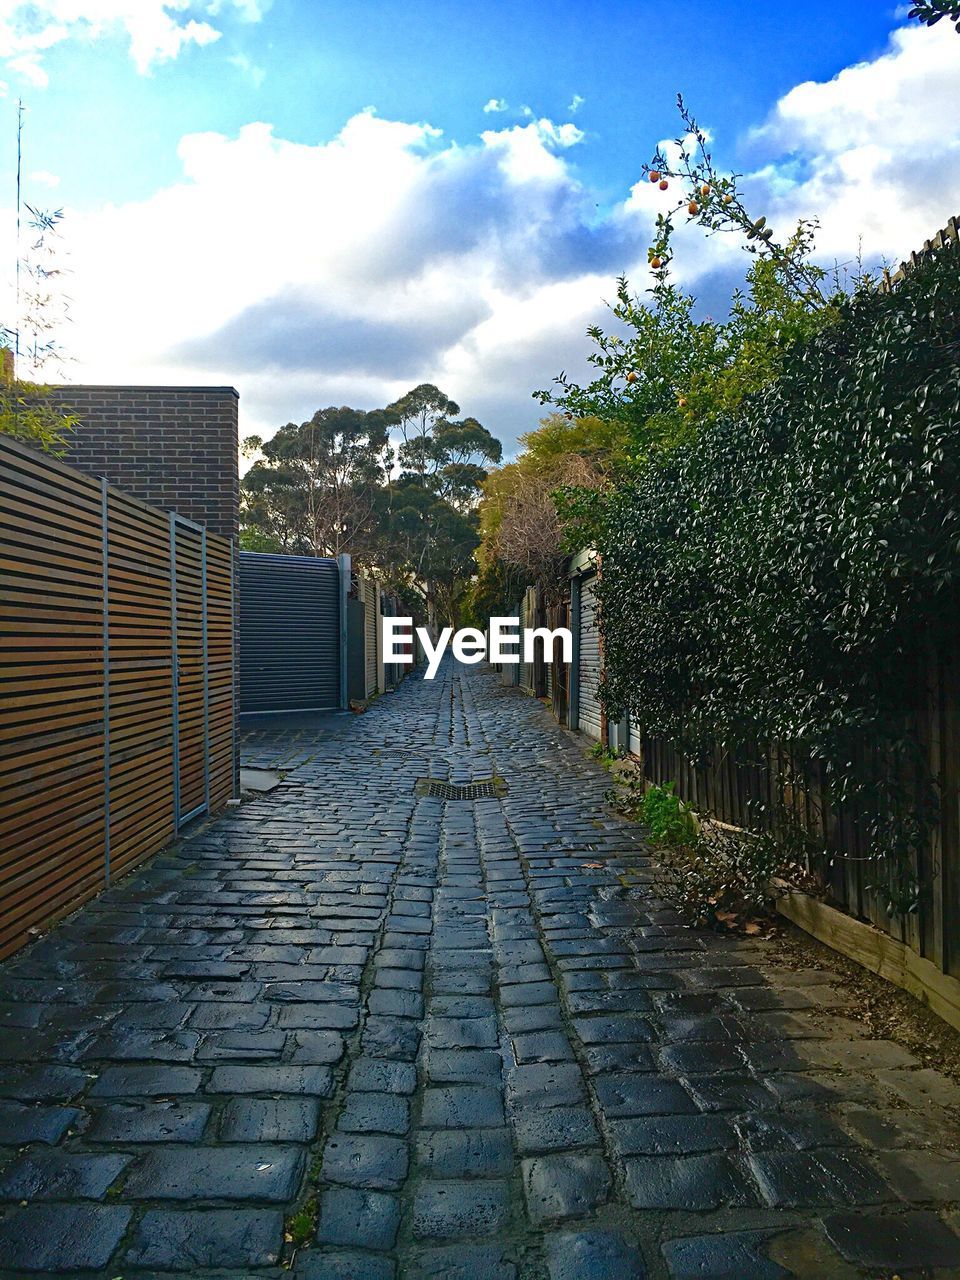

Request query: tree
[
  {"left": 387, "top": 383, "right": 460, "bottom": 483},
  {"left": 240, "top": 405, "right": 397, "bottom": 559},
  {"left": 378, "top": 476, "right": 481, "bottom": 624},
  {"left": 909, "top": 1, "right": 960, "bottom": 32},
  {"left": 387, "top": 383, "right": 502, "bottom": 506},
  {"left": 382, "top": 383, "right": 502, "bottom": 624},
  {"left": 475, "top": 414, "right": 619, "bottom": 605},
  {"left": 535, "top": 102, "right": 836, "bottom": 474},
  {"left": 1, "top": 202, "right": 78, "bottom": 451},
  {"left": 239, "top": 386, "right": 503, "bottom": 627},
  {"left": 495, "top": 454, "right": 601, "bottom": 599}
]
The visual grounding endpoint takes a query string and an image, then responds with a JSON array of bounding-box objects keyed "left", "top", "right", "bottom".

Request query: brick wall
[{"left": 51, "top": 385, "right": 239, "bottom": 542}]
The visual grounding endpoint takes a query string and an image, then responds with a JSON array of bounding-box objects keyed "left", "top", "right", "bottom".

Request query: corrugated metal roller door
[
  {"left": 239, "top": 552, "right": 340, "bottom": 712},
  {"left": 579, "top": 575, "right": 602, "bottom": 740},
  {"left": 520, "top": 591, "right": 534, "bottom": 692},
  {"left": 361, "top": 578, "right": 377, "bottom": 697},
  {"left": 381, "top": 595, "right": 398, "bottom": 689}
]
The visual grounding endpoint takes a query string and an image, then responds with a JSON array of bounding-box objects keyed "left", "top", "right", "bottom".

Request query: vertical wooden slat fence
[
  {"left": 639, "top": 650, "right": 960, "bottom": 982},
  {"left": 0, "top": 434, "right": 236, "bottom": 960}
]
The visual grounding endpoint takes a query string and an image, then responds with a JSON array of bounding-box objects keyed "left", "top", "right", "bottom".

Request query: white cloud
[
  {"left": 568, "top": 93, "right": 585, "bottom": 113},
  {"left": 29, "top": 21, "right": 960, "bottom": 458},
  {"left": 0, "top": 0, "right": 262, "bottom": 79},
  {"left": 749, "top": 21, "right": 960, "bottom": 262},
  {"left": 479, "top": 118, "right": 585, "bottom": 182},
  {"left": 483, "top": 97, "right": 507, "bottom": 113},
  {"left": 28, "top": 168, "right": 60, "bottom": 187},
  {"left": 228, "top": 50, "right": 264, "bottom": 87},
  {"left": 52, "top": 108, "right": 618, "bottom": 450}
]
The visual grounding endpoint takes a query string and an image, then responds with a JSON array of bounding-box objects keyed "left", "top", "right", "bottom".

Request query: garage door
[
  {"left": 578, "top": 574, "right": 602, "bottom": 740},
  {"left": 239, "top": 552, "right": 341, "bottom": 712}
]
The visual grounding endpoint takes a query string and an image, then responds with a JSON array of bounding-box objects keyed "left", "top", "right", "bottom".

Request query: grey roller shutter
[
  {"left": 361, "top": 579, "right": 377, "bottom": 697},
  {"left": 578, "top": 574, "right": 602, "bottom": 740},
  {"left": 520, "top": 588, "right": 535, "bottom": 692},
  {"left": 239, "top": 552, "right": 341, "bottom": 712}
]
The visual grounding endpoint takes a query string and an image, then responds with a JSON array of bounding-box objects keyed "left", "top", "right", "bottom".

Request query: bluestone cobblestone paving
[{"left": 1, "top": 661, "right": 960, "bottom": 1276}]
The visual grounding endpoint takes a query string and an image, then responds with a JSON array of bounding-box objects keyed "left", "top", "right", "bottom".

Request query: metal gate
[
  {"left": 239, "top": 552, "right": 346, "bottom": 713},
  {"left": 578, "top": 574, "right": 602, "bottom": 740},
  {"left": 170, "top": 514, "right": 210, "bottom": 827}
]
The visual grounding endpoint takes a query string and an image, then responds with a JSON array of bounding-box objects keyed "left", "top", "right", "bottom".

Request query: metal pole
[
  {"left": 101, "top": 478, "right": 110, "bottom": 884},
  {"left": 337, "top": 553, "right": 351, "bottom": 710},
  {"left": 169, "top": 513, "right": 180, "bottom": 828},
  {"left": 230, "top": 544, "right": 240, "bottom": 799},
  {"left": 201, "top": 528, "right": 210, "bottom": 814}
]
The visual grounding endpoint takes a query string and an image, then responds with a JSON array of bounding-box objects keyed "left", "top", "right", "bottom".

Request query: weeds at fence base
[{"left": 607, "top": 768, "right": 811, "bottom": 934}]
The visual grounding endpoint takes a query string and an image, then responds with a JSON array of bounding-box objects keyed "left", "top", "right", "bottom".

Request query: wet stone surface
[{"left": 1, "top": 662, "right": 960, "bottom": 1276}]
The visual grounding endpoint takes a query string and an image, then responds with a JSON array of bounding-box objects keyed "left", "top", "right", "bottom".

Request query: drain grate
[{"left": 416, "top": 778, "right": 507, "bottom": 800}]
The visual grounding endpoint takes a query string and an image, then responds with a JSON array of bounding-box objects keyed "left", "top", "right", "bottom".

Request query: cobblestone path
[{"left": 2, "top": 664, "right": 960, "bottom": 1278}]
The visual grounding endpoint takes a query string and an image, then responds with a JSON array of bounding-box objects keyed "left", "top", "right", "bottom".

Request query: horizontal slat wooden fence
[{"left": 0, "top": 434, "right": 236, "bottom": 960}]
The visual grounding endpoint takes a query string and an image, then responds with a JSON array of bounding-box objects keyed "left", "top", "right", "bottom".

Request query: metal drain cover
[{"left": 416, "top": 778, "right": 507, "bottom": 800}]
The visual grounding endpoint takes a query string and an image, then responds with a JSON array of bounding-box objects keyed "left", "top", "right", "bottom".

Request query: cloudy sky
[{"left": 1, "top": 0, "right": 958, "bottom": 455}]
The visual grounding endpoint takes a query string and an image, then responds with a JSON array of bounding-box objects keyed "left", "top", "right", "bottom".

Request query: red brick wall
[{"left": 52, "top": 385, "right": 239, "bottom": 542}]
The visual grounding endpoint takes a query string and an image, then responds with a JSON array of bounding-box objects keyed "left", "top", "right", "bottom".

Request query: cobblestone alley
[{"left": 1, "top": 664, "right": 960, "bottom": 1278}]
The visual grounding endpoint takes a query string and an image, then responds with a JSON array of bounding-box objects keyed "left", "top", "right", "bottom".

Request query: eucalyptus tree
[{"left": 241, "top": 404, "right": 397, "bottom": 559}]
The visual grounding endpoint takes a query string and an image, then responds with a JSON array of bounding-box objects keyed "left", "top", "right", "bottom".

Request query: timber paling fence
[
  {"left": 641, "top": 646, "right": 960, "bottom": 982},
  {"left": 1, "top": 434, "right": 236, "bottom": 961}
]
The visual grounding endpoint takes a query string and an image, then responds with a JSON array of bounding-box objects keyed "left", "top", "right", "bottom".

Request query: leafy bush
[
  {"left": 637, "top": 782, "right": 697, "bottom": 845},
  {"left": 0, "top": 377, "right": 78, "bottom": 452},
  {"left": 613, "top": 777, "right": 801, "bottom": 928},
  {"left": 567, "top": 245, "right": 960, "bottom": 899}
]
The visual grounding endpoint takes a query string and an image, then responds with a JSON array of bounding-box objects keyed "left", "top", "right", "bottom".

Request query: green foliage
[
  {"left": 576, "top": 244, "right": 960, "bottom": 902},
  {"left": 534, "top": 102, "right": 835, "bottom": 487},
  {"left": 378, "top": 472, "right": 481, "bottom": 621},
  {"left": 535, "top": 256, "right": 833, "bottom": 478},
  {"left": 460, "top": 556, "right": 526, "bottom": 630},
  {"left": 636, "top": 782, "right": 697, "bottom": 845},
  {"left": 0, "top": 376, "right": 78, "bottom": 451},
  {"left": 516, "top": 413, "right": 630, "bottom": 475},
  {"left": 285, "top": 1197, "right": 317, "bottom": 1248},
  {"left": 387, "top": 383, "right": 502, "bottom": 510},
  {"left": 238, "top": 526, "right": 283, "bottom": 553},
  {"left": 613, "top": 776, "right": 800, "bottom": 927},
  {"left": 909, "top": 0, "right": 960, "bottom": 32},
  {"left": 589, "top": 741, "right": 619, "bottom": 766},
  {"left": 651, "top": 828, "right": 794, "bottom": 929},
  {"left": 240, "top": 385, "right": 502, "bottom": 626},
  {"left": 240, "top": 405, "right": 396, "bottom": 558}
]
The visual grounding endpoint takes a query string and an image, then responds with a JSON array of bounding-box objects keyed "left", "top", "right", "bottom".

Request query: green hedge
[{"left": 585, "top": 247, "right": 960, "bottom": 879}]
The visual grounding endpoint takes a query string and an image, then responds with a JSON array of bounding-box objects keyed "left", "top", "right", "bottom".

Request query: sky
[{"left": 0, "top": 0, "right": 958, "bottom": 456}]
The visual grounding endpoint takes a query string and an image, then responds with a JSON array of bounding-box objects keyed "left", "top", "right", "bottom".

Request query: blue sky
[{"left": 1, "top": 1, "right": 958, "bottom": 454}]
